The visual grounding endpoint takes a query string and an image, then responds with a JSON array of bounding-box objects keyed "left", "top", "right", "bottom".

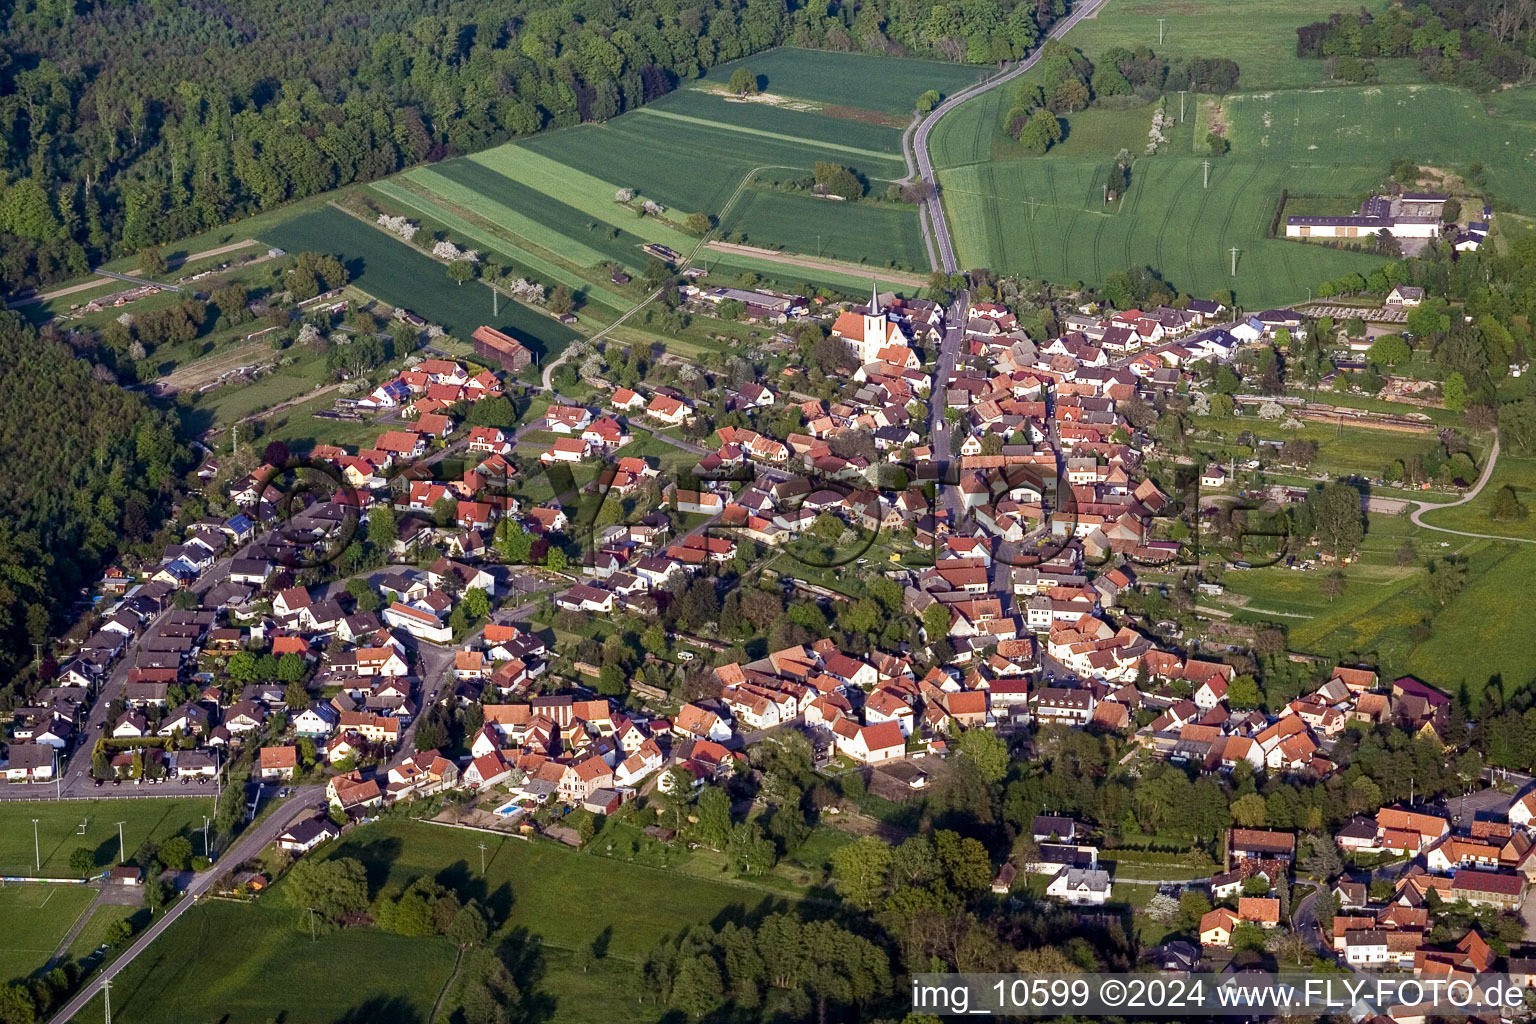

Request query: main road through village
[{"left": 909, "top": 0, "right": 1107, "bottom": 274}]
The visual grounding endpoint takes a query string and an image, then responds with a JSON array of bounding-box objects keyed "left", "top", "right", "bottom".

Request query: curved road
[
  {"left": 1409, "top": 433, "right": 1536, "bottom": 543},
  {"left": 910, "top": 0, "right": 1108, "bottom": 273}
]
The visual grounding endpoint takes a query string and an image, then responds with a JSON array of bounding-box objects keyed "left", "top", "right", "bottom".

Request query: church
[{"left": 831, "top": 285, "right": 912, "bottom": 365}]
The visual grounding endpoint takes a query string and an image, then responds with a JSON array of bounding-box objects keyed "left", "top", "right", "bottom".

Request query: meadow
[
  {"left": 74, "top": 819, "right": 814, "bottom": 1024},
  {"left": 1216, "top": 520, "right": 1536, "bottom": 701},
  {"left": 1416, "top": 451, "right": 1536, "bottom": 542},
  {"left": 260, "top": 206, "right": 580, "bottom": 359},
  {"left": 929, "top": 0, "right": 1536, "bottom": 304},
  {"left": 0, "top": 799, "right": 214, "bottom": 878}
]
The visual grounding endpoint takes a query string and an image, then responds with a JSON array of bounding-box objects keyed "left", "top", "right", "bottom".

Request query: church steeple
[{"left": 870, "top": 280, "right": 880, "bottom": 315}]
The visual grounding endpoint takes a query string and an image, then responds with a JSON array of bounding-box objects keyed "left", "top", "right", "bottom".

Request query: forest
[
  {"left": 0, "top": 314, "right": 187, "bottom": 696},
  {"left": 0, "top": 0, "right": 1063, "bottom": 294},
  {"left": 1295, "top": 0, "right": 1534, "bottom": 86}
]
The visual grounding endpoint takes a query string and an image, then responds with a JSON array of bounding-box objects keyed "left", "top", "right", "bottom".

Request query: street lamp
[{"left": 32, "top": 818, "right": 40, "bottom": 873}]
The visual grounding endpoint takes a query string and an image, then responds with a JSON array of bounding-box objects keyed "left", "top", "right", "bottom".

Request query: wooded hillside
[
  {"left": 0, "top": 0, "right": 1059, "bottom": 293},
  {"left": 0, "top": 314, "right": 184, "bottom": 694}
]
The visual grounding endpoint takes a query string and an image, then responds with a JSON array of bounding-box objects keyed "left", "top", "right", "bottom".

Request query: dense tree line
[
  {"left": 0, "top": 315, "right": 186, "bottom": 701},
  {"left": 0, "top": 0, "right": 1070, "bottom": 295},
  {"left": 637, "top": 913, "right": 892, "bottom": 1020},
  {"left": 1296, "top": 1, "right": 1534, "bottom": 89}
]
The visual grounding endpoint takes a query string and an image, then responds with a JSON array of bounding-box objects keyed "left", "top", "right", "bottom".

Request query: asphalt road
[
  {"left": 911, "top": 0, "right": 1106, "bottom": 273},
  {"left": 47, "top": 786, "right": 326, "bottom": 1024}
]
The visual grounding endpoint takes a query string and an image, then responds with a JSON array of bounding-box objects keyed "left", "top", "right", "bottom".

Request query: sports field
[
  {"left": 0, "top": 799, "right": 214, "bottom": 878},
  {"left": 0, "top": 883, "right": 97, "bottom": 983},
  {"left": 261, "top": 206, "right": 581, "bottom": 358},
  {"left": 76, "top": 818, "right": 807, "bottom": 1024}
]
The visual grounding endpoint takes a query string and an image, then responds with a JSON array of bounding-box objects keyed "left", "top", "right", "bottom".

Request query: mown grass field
[
  {"left": 931, "top": 0, "right": 1536, "bottom": 304},
  {"left": 76, "top": 819, "right": 813, "bottom": 1024},
  {"left": 0, "top": 884, "right": 98, "bottom": 983},
  {"left": 0, "top": 799, "right": 213, "bottom": 878},
  {"left": 261, "top": 206, "right": 580, "bottom": 358}
]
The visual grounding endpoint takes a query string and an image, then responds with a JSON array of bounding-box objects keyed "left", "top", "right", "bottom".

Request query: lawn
[
  {"left": 73, "top": 818, "right": 812, "bottom": 1024},
  {"left": 930, "top": 0, "right": 1536, "bottom": 306},
  {"left": 0, "top": 884, "right": 98, "bottom": 984},
  {"left": 260, "top": 205, "right": 581, "bottom": 360},
  {"left": 0, "top": 799, "right": 214, "bottom": 878},
  {"left": 65, "top": 903, "right": 149, "bottom": 963},
  {"left": 1417, "top": 452, "right": 1536, "bottom": 541}
]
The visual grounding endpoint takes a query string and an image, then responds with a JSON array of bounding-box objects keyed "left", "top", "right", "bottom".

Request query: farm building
[
  {"left": 472, "top": 326, "right": 533, "bottom": 372},
  {"left": 1286, "top": 194, "right": 1445, "bottom": 240}
]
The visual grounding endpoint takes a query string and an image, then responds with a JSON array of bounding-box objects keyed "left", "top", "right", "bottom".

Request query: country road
[
  {"left": 909, "top": 0, "right": 1107, "bottom": 273},
  {"left": 1408, "top": 432, "right": 1536, "bottom": 543}
]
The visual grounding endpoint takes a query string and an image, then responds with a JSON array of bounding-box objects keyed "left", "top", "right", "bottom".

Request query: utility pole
[
  {"left": 1158, "top": 18, "right": 1167, "bottom": 44},
  {"left": 477, "top": 841, "right": 488, "bottom": 875},
  {"left": 308, "top": 907, "right": 319, "bottom": 942},
  {"left": 1178, "top": 90, "right": 1187, "bottom": 123},
  {"left": 32, "top": 818, "right": 40, "bottom": 872},
  {"left": 202, "top": 816, "right": 211, "bottom": 860},
  {"left": 1203, "top": 160, "right": 1210, "bottom": 189},
  {"left": 115, "top": 821, "right": 126, "bottom": 865},
  {"left": 1228, "top": 247, "right": 1240, "bottom": 277}
]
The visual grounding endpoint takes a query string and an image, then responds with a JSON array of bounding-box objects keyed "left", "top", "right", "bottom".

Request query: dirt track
[{"left": 702, "top": 241, "right": 928, "bottom": 289}]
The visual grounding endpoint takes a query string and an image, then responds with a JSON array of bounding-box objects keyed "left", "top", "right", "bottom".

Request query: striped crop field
[
  {"left": 371, "top": 49, "right": 965, "bottom": 299},
  {"left": 365, "top": 181, "right": 632, "bottom": 312}
]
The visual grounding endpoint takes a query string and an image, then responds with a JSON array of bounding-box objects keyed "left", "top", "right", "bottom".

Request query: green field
[
  {"left": 1417, "top": 452, "right": 1536, "bottom": 541},
  {"left": 700, "top": 46, "right": 985, "bottom": 114},
  {"left": 1217, "top": 519, "right": 1536, "bottom": 697},
  {"left": 931, "top": 0, "right": 1536, "bottom": 305},
  {"left": 1056, "top": 0, "right": 1401, "bottom": 92},
  {"left": 0, "top": 799, "right": 214, "bottom": 878},
  {"left": 0, "top": 884, "right": 98, "bottom": 983},
  {"left": 720, "top": 188, "right": 929, "bottom": 269},
  {"left": 261, "top": 206, "right": 581, "bottom": 359},
  {"left": 76, "top": 819, "right": 809, "bottom": 1024},
  {"left": 395, "top": 50, "right": 971, "bottom": 281}
]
